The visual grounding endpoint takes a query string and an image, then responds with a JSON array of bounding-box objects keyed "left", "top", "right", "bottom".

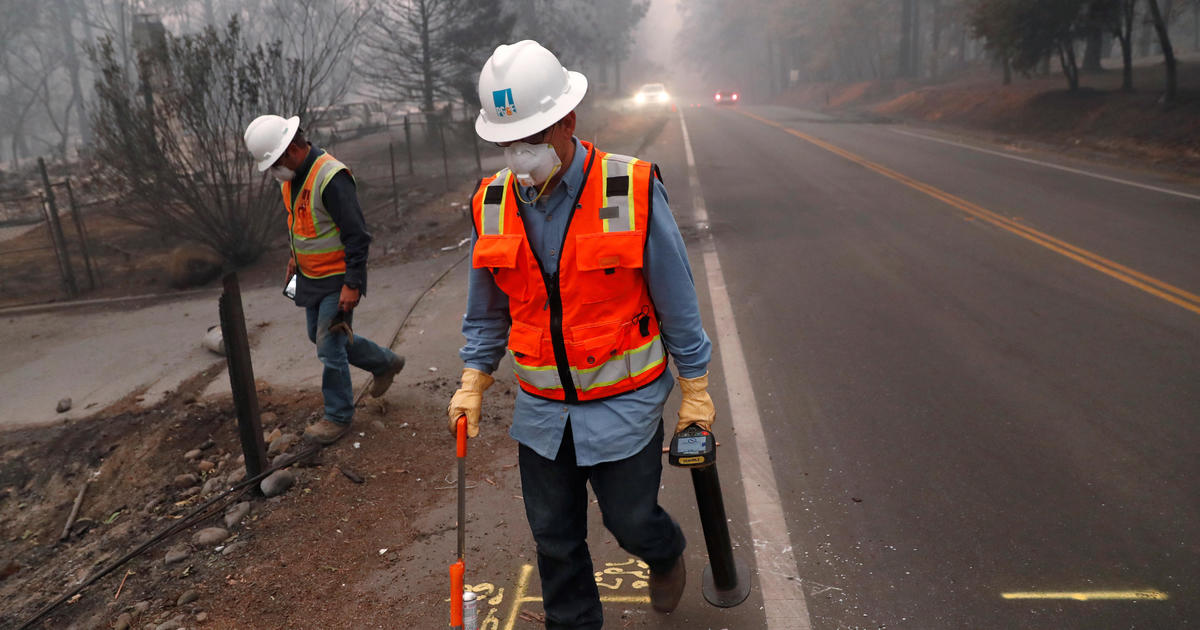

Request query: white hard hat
[
  {"left": 243, "top": 114, "right": 300, "bottom": 171},
  {"left": 475, "top": 40, "right": 587, "bottom": 144}
]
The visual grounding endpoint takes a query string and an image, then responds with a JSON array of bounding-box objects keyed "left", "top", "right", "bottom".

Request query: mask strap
[{"left": 514, "top": 162, "right": 561, "bottom": 205}]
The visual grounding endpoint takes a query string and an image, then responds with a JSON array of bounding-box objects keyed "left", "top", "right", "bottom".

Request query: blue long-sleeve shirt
[{"left": 459, "top": 138, "right": 712, "bottom": 465}]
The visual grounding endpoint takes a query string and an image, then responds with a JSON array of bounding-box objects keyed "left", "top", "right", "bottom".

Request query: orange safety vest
[
  {"left": 282, "top": 151, "right": 351, "bottom": 279},
  {"left": 470, "top": 141, "right": 668, "bottom": 403}
]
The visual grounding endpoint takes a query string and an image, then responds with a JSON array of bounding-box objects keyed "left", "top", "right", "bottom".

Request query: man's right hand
[
  {"left": 285, "top": 256, "right": 297, "bottom": 283},
  {"left": 447, "top": 367, "right": 495, "bottom": 438}
]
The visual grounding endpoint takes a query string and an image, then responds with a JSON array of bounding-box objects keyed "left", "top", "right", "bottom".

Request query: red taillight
[
  {"left": 732, "top": 93, "right": 739, "bottom": 101},
  {"left": 714, "top": 93, "right": 721, "bottom": 101}
]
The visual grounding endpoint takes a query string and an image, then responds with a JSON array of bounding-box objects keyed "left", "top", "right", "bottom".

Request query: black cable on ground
[
  {"left": 352, "top": 250, "right": 470, "bottom": 404},
  {"left": 17, "top": 445, "right": 319, "bottom": 629},
  {"left": 20, "top": 251, "right": 470, "bottom": 628}
]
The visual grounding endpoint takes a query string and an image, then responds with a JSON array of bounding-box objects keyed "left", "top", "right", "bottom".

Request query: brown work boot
[
  {"left": 302, "top": 419, "right": 351, "bottom": 445},
  {"left": 649, "top": 555, "right": 686, "bottom": 613},
  {"left": 369, "top": 355, "right": 406, "bottom": 398}
]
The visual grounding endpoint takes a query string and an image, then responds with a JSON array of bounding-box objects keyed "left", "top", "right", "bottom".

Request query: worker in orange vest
[
  {"left": 449, "top": 41, "right": 715, "bottom": 627},
  {"left": 243, "top": 115, "right": 405, "bottom": 445}
]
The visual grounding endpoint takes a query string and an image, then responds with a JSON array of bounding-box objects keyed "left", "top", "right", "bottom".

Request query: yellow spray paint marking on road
[
  {"left": 735, "top": 110, "right": 1200, "bottom": 318},
  {"left": 1002, "top": 590, "right": 1169, "bottom": 601},
  {"left": 502, "top": 559, "right": 653, "bottom": 630}
]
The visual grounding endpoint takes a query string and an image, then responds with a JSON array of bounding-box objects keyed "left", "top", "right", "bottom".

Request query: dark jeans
[
  {"left": 519, "top": 420, "right": 685, "bottom": 629},
  {"left": 304, "top": 292, "right": 398, "bottom": 425}
]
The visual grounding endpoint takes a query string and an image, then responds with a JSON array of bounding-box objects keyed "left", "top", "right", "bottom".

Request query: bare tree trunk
[
  {"left": 900, "top": 0, "right": 914, "bottom": 77},
  {"left": 911, "top": 0, "right": 921, "bottom": 78},
  {"left": 931, "top": 0, "right": 942, "bottom": 79},
  {"left": 1194, "top": 0, "right": 1199, "bottom": 50},
  {"left": 55, "top": 0, "right": 91, "bottom": 148},
  {"left": 1117, "top": 2, "right": 1136, "bottom": 91},
  {"left": 1193, "top": 0, "right": 1199, "bottom": 50},
  {"left": 1003, "top": 55, "right": 1012, "bottom": 85},
  {"left": 1083, "top": 25, "right": 1105, "bottom": 72},
  {"left": 1058, "top": 42, "right": 1080, "bottom": 90},
  {"left": 1146, "top": 0, "right": 1178, "bottom": 100},
  {"left": 418, "top": 0, "right": 434, "bottom": 113}
]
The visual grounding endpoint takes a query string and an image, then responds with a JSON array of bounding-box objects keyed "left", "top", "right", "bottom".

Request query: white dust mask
[
  {"left": 269, "top": 165, "right": 295, "bottom": 182},
  {"left": 504, "top": 143, "right": 561, "bottom": 188}
]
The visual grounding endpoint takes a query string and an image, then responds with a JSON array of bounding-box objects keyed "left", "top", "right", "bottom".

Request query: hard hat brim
[
  {"left": 475, "top": 71, "right": 588, "bottom": 144},
  {"left": 255, "top": 116, "right": 300, "bottom": 171}
]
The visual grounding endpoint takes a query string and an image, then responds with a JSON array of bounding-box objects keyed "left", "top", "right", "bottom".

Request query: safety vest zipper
[{"left": 543, "top": 271, "right": 577, "bottom": 403}]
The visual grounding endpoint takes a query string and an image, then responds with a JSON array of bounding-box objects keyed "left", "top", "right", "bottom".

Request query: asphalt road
[{"left": 644, "top": 105, "right": 1199, "bottom": 629}]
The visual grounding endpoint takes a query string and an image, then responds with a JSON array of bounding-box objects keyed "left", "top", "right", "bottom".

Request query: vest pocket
[
  {"left": 474, "top": 234, "right": 531, "bottom": 301},
  {"left": 507, "top": 319, "right": 543, "bottom": 359},
  {"left": 574, "top": 231, "right": 645, "bottom": 304},
  {"left": 568, "top": 319, "right": 633, "bottom": 391},
  {"left": 575, "top": 231, "right": 645, "bottom": 271}
]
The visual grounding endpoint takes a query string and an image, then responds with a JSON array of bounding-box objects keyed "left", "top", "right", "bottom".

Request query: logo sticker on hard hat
[{"left": 493, "top": 88, "right": 516, "bottom": 118}]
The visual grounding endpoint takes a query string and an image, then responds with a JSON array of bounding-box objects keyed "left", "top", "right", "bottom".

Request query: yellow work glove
[
  {"left": 447, "top": 367, "right": 495, "bottom": 438},
  {"left": 675, "top": 372, "right": 716, "bottom": 434}
]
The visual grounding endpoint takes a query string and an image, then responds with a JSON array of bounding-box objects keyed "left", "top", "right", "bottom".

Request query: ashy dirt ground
[
  {"left": 0, "top": 364, "right": 522, "bottom": 629},
  {"left": 0, "top": 106, "right": 676, "bottom": 630}
]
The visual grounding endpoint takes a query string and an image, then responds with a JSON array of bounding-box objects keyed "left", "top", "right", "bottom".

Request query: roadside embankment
[{"left": 775, "top": 60, "right": 1200, "bottom": 173}]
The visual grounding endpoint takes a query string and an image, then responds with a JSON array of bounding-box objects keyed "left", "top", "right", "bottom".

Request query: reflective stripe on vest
[
  {"left": 512, "top": 334, "right": 666, "bottom": 393},
  {"left": 283, "top": 152, "right": 350, "bottom": 279},
  {"left": 600, "top": 153, "right": 638, "bottom": 233},
  {"left": 480, "top": 170, "right": 513, "bottom": 236}
]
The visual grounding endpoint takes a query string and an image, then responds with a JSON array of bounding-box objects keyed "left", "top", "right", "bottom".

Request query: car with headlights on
[{"left": 632, "top": 83, "right": 671, "bottom": 111}]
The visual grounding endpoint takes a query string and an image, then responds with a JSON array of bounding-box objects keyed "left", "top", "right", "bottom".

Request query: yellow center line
[
  {"left": 735, "top": 110, "right": 1200, "bottom": 317},
  {"left": 1002, "top": 590, "right": 1169, "bottom": 601}
]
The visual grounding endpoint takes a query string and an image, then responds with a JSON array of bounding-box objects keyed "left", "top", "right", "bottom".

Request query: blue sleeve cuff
[
  {"left": 675, "top": 365, "right": 708, "bottom": 379},
  {"left": 464, "top": 362, "right": 495, "bottom": 375}
]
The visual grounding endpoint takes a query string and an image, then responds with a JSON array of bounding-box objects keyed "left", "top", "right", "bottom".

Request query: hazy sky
[{"left": 635, "top": 0, "right": 682, "bottom": 64}]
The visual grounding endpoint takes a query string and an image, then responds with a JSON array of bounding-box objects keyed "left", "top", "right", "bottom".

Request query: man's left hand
[
  {"left": 675, "top": 372, "right": 716, "bottom": 434},
  {"left": 338, "top": 285, "right": 361, "bottom": 312}
]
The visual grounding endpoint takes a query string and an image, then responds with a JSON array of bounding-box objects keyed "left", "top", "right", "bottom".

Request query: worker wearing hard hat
[
  {"left": 449, "top": 40, "right": 714, "bottom": 627},
  {"left": 243, "top": 116, "right": 405, "bottom": 445}
]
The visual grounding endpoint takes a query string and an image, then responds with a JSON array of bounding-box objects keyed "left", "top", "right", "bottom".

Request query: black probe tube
[{"left": 690, "top": 464, "right": 738, "bottom": 590}]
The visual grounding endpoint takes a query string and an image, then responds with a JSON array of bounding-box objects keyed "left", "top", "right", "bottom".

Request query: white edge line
[
  {"left": 678, "top": 109, "right": 813, "bottom": 630},
  {"left": 890, "top": 127, "right": 1200, "bottom": 202}
]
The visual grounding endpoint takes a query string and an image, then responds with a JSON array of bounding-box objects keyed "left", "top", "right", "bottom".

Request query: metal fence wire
[
  {"left": 315, "top": 115, "right": 493, "bottom": 214},
  {"left": 0, "top": 160, "right": 99, "bottom": 302}
]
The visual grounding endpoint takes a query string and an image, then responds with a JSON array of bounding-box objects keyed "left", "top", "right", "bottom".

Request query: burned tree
[{"left": 89, "top": 16, "right": 349, "bottom": 266}]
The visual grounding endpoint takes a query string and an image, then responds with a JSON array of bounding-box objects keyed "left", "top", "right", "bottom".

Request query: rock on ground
[
  {"left": 173, "top": 473, "right": 199, "bottom": 489},
  {"left": 191, "top": 527, "right": 229, "bottom": 547},
  {"left": 177, "top": 589, "right": 200, "bottom": 606},
  {"left": 200, "top": 476, "right": 223, "bottom": 496},
  {"left": 221, "top": 541, "right": 247, "bottom": 557},
  {"left": 223, "top": 501, "right": 251, "bottom": 528},
  {"left": 267, "top": 433, "right": 298, "bottom": 457},
  {"left": 154, "top": 617, "right": 185, "bottom": 630},
  {"left": 260, "top": 469, "right": 295, "bottom": 497},
  {"left": 164, "top": 546, "right": 190, "bottom": 565}
]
